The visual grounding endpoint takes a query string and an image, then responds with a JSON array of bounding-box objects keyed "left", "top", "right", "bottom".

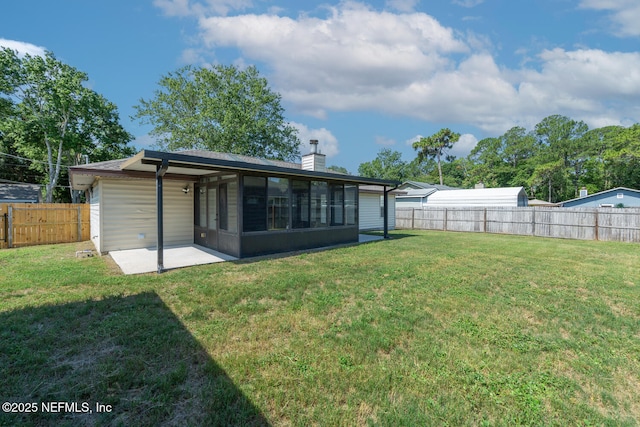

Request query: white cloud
[
  {"left": 0, "top": 38, "right": 46, "bottom": 57},
  {"left": 579, "top": 0, "right": 640, "bottom": 37},
  {"left": 452, "top": 0, "right": 484, "bottom": 8},
  {"left": 450, "top": 133, "right": 478, "bottom": 158},
  {"left": 164, "top": 1, "right": 640, "bottom": 135},
  {"left": 153, "top": 0, "right": 252, "bottom": 17},
  {"left": 405, "top": 135, "right": 422, "bottom": 146},
  {"left": 375, "top": 136, "right": 397, "bottom": 146},
  {"left": 291, "top": 122, "right": 340, "bottom": 158},
  {"left": 385, "top": 0, "right": 419, "bottom": 13},
  {"left": 197, "top": 2, "right": 468, "bottom": 118}
]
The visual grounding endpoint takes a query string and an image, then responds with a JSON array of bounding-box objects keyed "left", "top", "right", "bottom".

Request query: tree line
[
  {"left": 2, "top": 47, "right": 638, "bottom": 204},
  {"left": 1, "top": 48, "right": 299, "bottom": 202},
  {"left": 358, "top": 117, "right": 640, "bottom": 203}
]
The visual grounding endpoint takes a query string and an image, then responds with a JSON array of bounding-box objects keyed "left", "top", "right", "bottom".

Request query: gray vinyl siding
[
  {"left": 100, "top": 179, "right": 193, "bottom": 252},
  {"left": 359, "top": 192, "right": 396, "bottom": 231},
  {"left": 90, "top": 181, "right": 102, "bottom": 253}
]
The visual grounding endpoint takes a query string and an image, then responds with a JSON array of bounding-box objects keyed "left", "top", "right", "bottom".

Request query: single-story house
[
  {"left": 0, "top": 182, "right": 42, "bottom": 203},
  {"left": 424, "top": 186, "right": 529, "bottom": 207},
  {"left": 527, "top": 199, "right": 560, "bottom": 207},
  {"left": 395, "top": 181, "right": 459, "bottom": 208},
  {"left": 395, "top": 188, "right": 438, "bottom": 208},
  {"left": 560, "top": 187, "right": 640, "bottom": 208},
  {"left": 358, "top": 185, "right": 405, "bottom": 231},
  {"left": 69, "top": 143, "right": 399, "bottom": 271},
  {"left": 398, "top": 181, "right": 458, "bottom": 191}
]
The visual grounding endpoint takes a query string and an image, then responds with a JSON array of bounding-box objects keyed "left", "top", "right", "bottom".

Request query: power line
[{"left": 0, "top": 151, "right": 72, "bottom": 168}]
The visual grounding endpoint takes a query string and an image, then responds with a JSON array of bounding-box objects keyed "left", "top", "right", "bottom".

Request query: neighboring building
[
  {"left": 0, "top": 183, "right": 42, "bottom": 203},
  {"left": 69, "top": 144, "right": 398, "bottom": 270},
  {"left": 358, "top": 185, "right": 405, "bottom": 231},
  {"left": 424, "top": 187, "right": 529, "bottom": 207},
  {"left": 560, "top": 187, "right": 640, "bottom": 208},
  {"left": 398, "top": 181, "right": 458, "bottom": 191},
  {"left": 527, "top": 199, "right": 560, "bottom": 207},
  {"left": 395, "top": 188, "right": 438, "bottom": 208},
  {"left": 395, "top": 181, "right": 458, "bottom": 208}
]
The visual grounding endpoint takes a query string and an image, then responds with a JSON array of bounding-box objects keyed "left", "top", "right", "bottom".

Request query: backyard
[{"left": 0, "top": 230, "right": 639, "bottom": 426}]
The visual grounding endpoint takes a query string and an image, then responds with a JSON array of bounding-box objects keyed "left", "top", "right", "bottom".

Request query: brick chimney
[{"left": 301, "top": 139, "right": 326, "bottom": 172}]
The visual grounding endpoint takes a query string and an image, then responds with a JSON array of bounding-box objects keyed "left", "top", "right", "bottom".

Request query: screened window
[
  {"left": 226, "top": 180, "right": 238, "bottom": 233},
  {"left": 330, "top": 183, "right": 344, "bottom": 226},
  {"left": 292, "top": 180, "right": 310, "bottom": 228},
  {"left": 243, "top": 176, "right": 267, "bottom": 232},
  {"left": 207, "top": 186, "right": 217, "bottom": 230},
  {"left": 196, "top": 186, "right": 207, "bottom": 227},
  {"left": 345, "top": 184, "right": 357, "bottom": 226},
  {"left": 218, "top": 182, "right": 238, "bottom": 233},
  {"left": 311, "top": 181, "right": 328, "bottom": 228},
  {"left": 268, "top": 177, "right": 290, "bottom": 230}
]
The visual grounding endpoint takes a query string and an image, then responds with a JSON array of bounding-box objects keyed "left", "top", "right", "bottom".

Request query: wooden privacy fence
[
  {"left": 396, "top": 207, "right": 640, "bottom": 243},
  {"left": 0, "top": 203, "right": 90, "bottom": 249}
]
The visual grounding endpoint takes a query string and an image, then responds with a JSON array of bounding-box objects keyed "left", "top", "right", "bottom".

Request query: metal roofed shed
[
  {"left": 395, "top": 188, "right": 438, "bottom": 208},
  {"left": 424, "top": 186, "right": 529, "bottom": 207}
]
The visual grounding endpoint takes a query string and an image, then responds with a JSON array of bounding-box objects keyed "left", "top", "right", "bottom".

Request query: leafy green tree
[
  {"left": 133, "top": 64, "right": 299, "bottom": 161},
  {"left": 358, "top": 149, "right": 408, "bottom": 182},
  {"left": 0, "top": 48, "right": 133, "bottom": 202},
  {"left": 535, "top": 115, "right": 589, "bottom": 200},
  {"left": 413, "top": 128, "right": 460, "bottom": 185},
  {"left": 327, "top": 165, "right": 350, "bottom": 175},
  {"left": 603, "top": 124, "right": 640, "bottom": 189}
]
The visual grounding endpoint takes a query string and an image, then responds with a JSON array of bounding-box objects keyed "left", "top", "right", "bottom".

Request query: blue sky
[{"left": 2, "top": 0, "right": 639, "bottom": 173}]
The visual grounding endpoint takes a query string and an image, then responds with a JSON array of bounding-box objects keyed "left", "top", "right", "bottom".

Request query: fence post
[
  {"left": 411, "top": 208, "right": 415, "bottom": 230},
  {"left": 77, "top": 206, "right": 82, "bottom": 242},
  {"left": 595, "top": 209, "right": 599, "bottom": 241},
  {"left": 531, "top": 208, "right": 536, "bottom": 237},
  {"left": 483, "top": 208, "right": 487, "bottom": 233},
  {"left": 7, "top": 205, "right": 13, "bottom": 248},
  {"left": 443, "top": 208, "right": 448, "bottom": 231}
]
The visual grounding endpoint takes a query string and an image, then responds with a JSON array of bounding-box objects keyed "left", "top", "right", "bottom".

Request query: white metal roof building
[
  {"left": 424, "top": 187, "right": 529, "bottom": 207},
  {"left": 395, "top": 188, "right": 438, "bottom": 208}
]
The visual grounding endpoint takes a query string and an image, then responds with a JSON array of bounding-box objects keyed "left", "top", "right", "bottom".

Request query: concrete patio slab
[
  {"left": 108, "top": 234, "right": 384, "bottom": 274},
  {"left": 109, "top": 244, "right": 237, "bottom": 275},
  {"left": 358, "top": 234, "right": 384, "bottom": 243}
]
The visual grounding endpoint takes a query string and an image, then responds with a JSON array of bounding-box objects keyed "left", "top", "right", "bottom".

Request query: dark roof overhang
[{"left": 70, "top": 149, "right": 400, "bottom": 190}]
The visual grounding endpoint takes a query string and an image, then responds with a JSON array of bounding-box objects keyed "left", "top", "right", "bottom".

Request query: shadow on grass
[{"left": 0, "top": 292, "right": 270, "bottom": 427}]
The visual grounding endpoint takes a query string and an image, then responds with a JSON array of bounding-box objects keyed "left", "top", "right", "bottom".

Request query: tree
[
  {"left": 534, "top": 115, "right": 589, "bottom": 200},
  {"left": 133, "top": 64, "right": 300, "bottom": 161},
  {"left": 327, "top": 165, "right": 350, "bottom": 175},
  {"left": 413, "top": 128, "right": 460, "bottom": 185},
  {"left": 358, "top": 149, "right": 408, "bottom": 182},
  {"left": 603, "top": 124, "right": 640, "bottom": 189},
  {"left": 0, "top": 48, "right": 133, "bottom": 202}
]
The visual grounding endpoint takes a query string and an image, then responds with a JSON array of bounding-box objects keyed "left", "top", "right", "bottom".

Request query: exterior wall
[
  {"left": 359, "top": 192, "right": 396, "bottom": 231},
  {"left": 562, "top": 189, "right": 640, "bottom": 207},
  {"left": 395, "top": 197, "right": 425, "bottom": 209},
  {"left": 424, "top": 188, "right": 527, "bottom": 207},
  {"left": 90, "top": 181, "right": 101, "bottom": 252},
  {"left": 240, "top": 226, "right": 358, "bottom": 258},
  {"left": 99, "top": 179, "right": 193, "bottom": 252}
]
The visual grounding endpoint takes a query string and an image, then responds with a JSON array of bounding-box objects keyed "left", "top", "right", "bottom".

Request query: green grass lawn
[{"left": 1, "top": 230, "right": 639, "bottom": 426}]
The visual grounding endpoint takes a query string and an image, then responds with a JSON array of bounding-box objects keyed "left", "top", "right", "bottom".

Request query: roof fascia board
[{"left": 139, "top": 150, "right": 399, "bottom": 186}]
